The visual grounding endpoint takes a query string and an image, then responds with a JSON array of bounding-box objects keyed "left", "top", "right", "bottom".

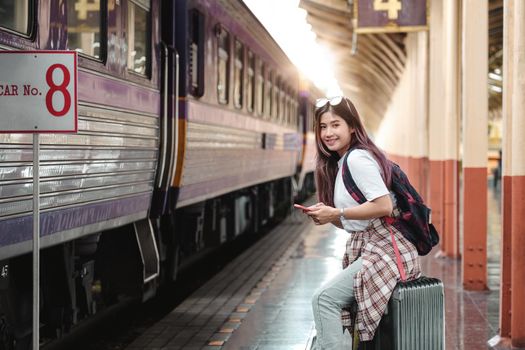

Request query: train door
[
  {"left": 150, "top": 0, "right": 180, "bottom": 283},
  {"left": 153, "top": 1, "right": 179, "bottom": 217}
]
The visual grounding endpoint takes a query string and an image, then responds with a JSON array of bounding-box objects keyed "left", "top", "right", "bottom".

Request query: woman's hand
[{"left": 306, "top": 203, "right": 338, "bottom": 225}]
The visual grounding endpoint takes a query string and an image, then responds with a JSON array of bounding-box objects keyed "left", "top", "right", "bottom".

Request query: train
[{"left": 0, "top": 0, "right": 320, "bottom": 347}]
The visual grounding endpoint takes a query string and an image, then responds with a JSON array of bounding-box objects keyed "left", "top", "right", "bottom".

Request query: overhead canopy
[
  {"left": 300, "top": 0, "right": 503, "bottom": 131},
  {"left": 488, "top": 0, "right": 503, "bottom": 117},
  {"left": 299, "top": 0, "right": 407, "bottom": 132}
]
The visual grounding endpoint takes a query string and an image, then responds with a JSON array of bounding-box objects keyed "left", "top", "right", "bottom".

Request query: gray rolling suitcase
[{"left": 359, "top": 276, "right": 444, "bottom": 350}]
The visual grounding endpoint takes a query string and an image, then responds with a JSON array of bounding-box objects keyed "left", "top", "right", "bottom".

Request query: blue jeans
[{"left": 311, "top": 257, "right": 363, "bottom": 350}]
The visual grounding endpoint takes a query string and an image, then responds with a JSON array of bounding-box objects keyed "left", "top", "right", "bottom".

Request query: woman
[{"left": 305, "top": 96, "right": 421, "bottom": 349}]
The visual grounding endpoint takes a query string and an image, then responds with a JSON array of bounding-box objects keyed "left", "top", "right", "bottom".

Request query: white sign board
[{"left": 0, "top": 51, "right": 77, "bottom": 133}]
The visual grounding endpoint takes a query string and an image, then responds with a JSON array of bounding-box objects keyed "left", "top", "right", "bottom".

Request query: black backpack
[{"left": 341, "top": 150, "right": 439, "bottom": 256}]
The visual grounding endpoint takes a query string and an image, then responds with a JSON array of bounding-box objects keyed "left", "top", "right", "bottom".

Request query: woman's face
[{"left": 319, "top": 111, "right": 354, "bottom": 157}]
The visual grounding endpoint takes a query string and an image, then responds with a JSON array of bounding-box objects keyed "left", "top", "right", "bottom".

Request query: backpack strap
[
  {"left": 341, "top": 150, "right": 367, "bottom": 204},
  {"left": 341, "top": 149, "right": 407, "bottom": 281}
]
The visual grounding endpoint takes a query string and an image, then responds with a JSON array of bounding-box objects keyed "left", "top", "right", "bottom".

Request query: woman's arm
[
  {"left": 307, "top": 194, "right": 393, "bottom": 225},
  {"left": 340, "top": 194, "right": 393, "bottom": 220}
]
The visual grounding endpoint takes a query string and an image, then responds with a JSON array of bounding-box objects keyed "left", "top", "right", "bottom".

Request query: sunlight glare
[{"left": 243, "top": 0, "right": 342, "bottom": 97}]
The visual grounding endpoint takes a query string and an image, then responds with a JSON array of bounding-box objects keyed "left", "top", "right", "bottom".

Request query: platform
[{"left": 125, "top": 186, "right": 506, "bottom": 350}]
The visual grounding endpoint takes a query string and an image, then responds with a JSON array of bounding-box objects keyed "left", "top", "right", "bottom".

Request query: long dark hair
[{"left": 314, "top": 97, "right": 392, "bottom": 207}]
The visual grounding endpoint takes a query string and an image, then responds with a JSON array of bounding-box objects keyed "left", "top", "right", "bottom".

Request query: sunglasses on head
[{"left": 315, "top": 96, "right": 344, "bottom": 108}]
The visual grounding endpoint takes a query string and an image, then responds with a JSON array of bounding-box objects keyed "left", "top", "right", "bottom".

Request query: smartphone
[{"left": 294, "top": 204, "right": 311, "bottom": 211}]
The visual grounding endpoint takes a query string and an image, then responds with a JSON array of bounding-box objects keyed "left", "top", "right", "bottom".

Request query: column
[
  {"left": 442, "top": 0, "right": 460, "bottom": 258},
  {"left": 428, "top": 0, "right": 445, "bottom": 240},
  {"left": 499, "top": 0, "right": 513, "bottom": 339},
  {"left": 509, "top": 0, "right": 525, "bottom": 346},
  {"left": 411, "top": 31, "right": 429, "bottom": 197},
  {"left": 461, "top": 0, "right": 488, "bottom": 291}
]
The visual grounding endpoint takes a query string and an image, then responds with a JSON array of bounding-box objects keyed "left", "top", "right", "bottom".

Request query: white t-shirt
[{"left": 333, "top": 149, "right": 395, "bottom": 232}]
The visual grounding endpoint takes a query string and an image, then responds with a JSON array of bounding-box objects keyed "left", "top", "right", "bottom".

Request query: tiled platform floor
[
  {"left": 221, "top": 217, "right": 351, "bottom": 350},
  {"left": 124, "top": 209, "right": 315, "bottom": 350},
  {"left": 127, "top": 184, "right": 514, "bottom": 349},
  {"left": 222, "top": 227, "right": 503, "bottom": 350}
]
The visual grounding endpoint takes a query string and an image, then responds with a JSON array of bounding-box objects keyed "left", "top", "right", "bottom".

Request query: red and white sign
[{"left": 0, "top": 51, "right": 78, "bottom": 133}]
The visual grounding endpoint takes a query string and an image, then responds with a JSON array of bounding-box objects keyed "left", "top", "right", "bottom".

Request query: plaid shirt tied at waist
[{"left": 341, "top": 212, "right": 421, "bottom": 341}]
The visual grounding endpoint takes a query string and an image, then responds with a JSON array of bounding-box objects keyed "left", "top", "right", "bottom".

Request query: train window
[
  {"left": 127, "top": 0, "right": 150, "bottom": 75},
  {"left": 246, "top": 50, "right": 255, "bottom": 113},
  {"left": 278, "top": 81, "right": 282, "bottom": 121},
  {"left": 309, "top": 102, "right": 314, "bottom": 131},
  {"left": 294, "top": 97, "right": 298, "bottom": 127},
  {"left": 288, "top": 92, "right": 293, "bottom": 125},
  {"left": 217, "top": 26, "right": 230, "bottom": 104},
  {"left": 0, "top": 0, "right": 31, "bottom": 35},
  {"left": 290, "top": 91, "right": 295, "bottom": 126},
  {"left": 281, "top": 86, "right": 286, "bottom": 123},
  {"left": 280, "top": 85, "right": 285, "bottom": 123},
  {"left": 284, "top": 88, "right": 290, "bottom": 124},
  {"left": 189, "top": 9, "right": 205, "bottom": 97},
  {"left": 283, "top": 87, "right": 287, "bottom": 123},
  {"left": 233, "top": 40, "right": 244, "bottom": 109},
  {"left": 265, "top": 70, "right": 272, "bottom": 119},
  {"left": 288, "top": 91, "right": 295, "bottom": 126},
  {"left": 67, "top": 0, "right": 105, "bottom": 59},
  {"left": 282, "top": 88, "right": 287, "bottom": 124},
  {"left": 295, "top": 103, "right": 298, "bottom": 128},
  {"left": 292, "top": 94, "right": 298, "bottom": 127},
  {"left": 284, "top": 87, "right": 290, "bottom": 124},
  {"left": 256, "top": 61, "right": 264, "bottom": 116},
  {"left": 273, "top": 77, "right": 280, "bottom": 121},
  {"left": 279, "top": 82, "right": 284, "bottom": 123}
]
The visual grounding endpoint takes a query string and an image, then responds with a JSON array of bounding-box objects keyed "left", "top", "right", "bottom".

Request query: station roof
[
  {"left": 488, "top": 0, "right": 503, "bottom": 117},
  {"left": 299, "top": 0, "right": 503, "bottom": 131},
  {"left": 299, "top": 0, "right": 407, "bottom": 132}
]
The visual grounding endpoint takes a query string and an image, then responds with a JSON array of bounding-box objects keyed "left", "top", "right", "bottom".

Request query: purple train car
[
  {"left": 297, "top": 79, "right": 323, "bottom": 200},
  {"left": 0, "top": 0, "right": 316, "bottom": 346}
]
